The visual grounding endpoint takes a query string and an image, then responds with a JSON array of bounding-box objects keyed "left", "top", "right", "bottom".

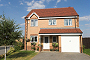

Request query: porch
[{"left": 39, "top": 35, "right": 60, "bottom": 52}]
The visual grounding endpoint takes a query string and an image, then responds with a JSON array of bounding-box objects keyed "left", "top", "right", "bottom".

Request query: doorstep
[
  {"left": 35, "top": 50, "right": 39, "bottom": 52},
  {"left": 41, "top": 51, "right": 59, "bottom": 52}
]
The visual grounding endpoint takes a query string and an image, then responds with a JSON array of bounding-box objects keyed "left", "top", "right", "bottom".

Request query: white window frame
[
  {"left": 52, "top": 36, "right": 57, "bottom": 43},
  {"left": 64, "top": 19, "right": 72, "bottom": 26},
  {"left": 49, "top": 19, "right": 56, "bottom": 25},
  {"left": 30, "top": 36, "right": 38, "bottom": 42},
  {"left": 31, "top": 19, "right": 38, "bottom": 27}
]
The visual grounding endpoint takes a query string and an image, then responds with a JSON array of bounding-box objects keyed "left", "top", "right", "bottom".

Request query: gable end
[{"left": 27, "top": 12, "right": 39, "bottom": 19}]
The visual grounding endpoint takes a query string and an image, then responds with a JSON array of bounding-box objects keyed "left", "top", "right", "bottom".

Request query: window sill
[
  {"left": 30, "top": 42, "right": 37, "bottom": 43},
  {"left": 30, "top": 26, "right": 38, "bottom": 27},
  {"left": 52, "top": 42, "right": 57, "bottom": 43},
  {"left": 49, "top": 25, "right": 57, "bottom": 26},
  {"left": 64, "top": 25, "right": 72, "bottom": 26}
]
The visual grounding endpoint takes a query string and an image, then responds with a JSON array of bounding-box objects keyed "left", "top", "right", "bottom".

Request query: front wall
[
  {"left": 38, "top": 19, "right": 75, "bottom": 28},
  {"left": 28, "top": 18, "right": 78, "bottom": 37}
]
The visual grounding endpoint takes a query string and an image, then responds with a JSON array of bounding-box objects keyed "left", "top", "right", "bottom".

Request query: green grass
[
  {"left": 0, "top": 51, "right": 38, "bottom": 60},
  {"left": 83, "top": 49, "right": 90, "bottom": 56}
]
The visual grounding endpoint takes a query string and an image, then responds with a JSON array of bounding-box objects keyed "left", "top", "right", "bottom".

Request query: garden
[
  {"left": 0, "top": 41, "right": 38, "bottom": 60},
  {"left": 83, "top": 45, "right": 90, "bottom": 56},
  {"left": 0, "top": 50, "right": 38, "bottom": 60}
]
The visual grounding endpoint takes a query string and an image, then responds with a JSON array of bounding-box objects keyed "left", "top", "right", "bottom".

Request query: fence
[{"left": 82, "top": 38, "right": 90, "bottom": 49}]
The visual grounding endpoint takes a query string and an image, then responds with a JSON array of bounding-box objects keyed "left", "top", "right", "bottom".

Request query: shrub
[
  {"left": 0, "top": 54, "right": 4, "bottom": 59},
  {"left": 37, "top": 48, "right": 39, "bottom": 51},
  {"left": 31, "top": 42, "right": 36, "bottom": 46},
  {"left": 0, "top": 43, "right": 1, "bottom": 46},
  {"left": 26, "top": 39, "right": 30, "bottom": 42},
  {"left": 31, "top": 47, "right": 35, "bottom": 50},
  {"left": 38, "top": 44, "right": 42, "bottom": 46},
  {"left": 56, "top": 49, "right": 59, "bottom": 51},
  {"left": 50, "top": 49, "right": 53, "bottom": 51},
  {"left": 14, "top": 41, "right": 23, "bottom": 51},
  {"left": 83, "top": 45, "right": 86, "bottom": 50},
  {"left": 52, "top": 43, "right": 58, "bottom": 47},
  {"left": 6, "top": 53, "right": 9, "bottom": 56},
  {"left": 7, "top": 47, "right": 15, "bottom": 54},
  {"left": 55, "top": 43, "right": 58, "bottom": 47}
]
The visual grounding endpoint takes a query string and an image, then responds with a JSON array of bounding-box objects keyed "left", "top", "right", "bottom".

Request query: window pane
[
  {"left": 49, "top": 20, "right": 52, "bottom": 25},
  {"left": 64, "top": 19, "right": 68, "bottom": 26},
  {"left": 35, "top": 20, "right": 38, "bottom": 26},
  {"left": 32, "top": 37, "right": 34, "bottom": 42},
  {"left": 35, "top": 37, "right": 37, "bottom": 42},
  {"left": 45, "top": 37, "right": 48, "bottom": 43},
  {"left": 30, "top": 36, "right": 37, "bottom": 42},
  {"left": 53, "top": 20, "right": 56, "bottom": 25},
  {"left": 31, "top": 20, "right": 34, "bottom": 26},
  {"left": 30, "top": 36, "right": 32, "bottom": 41},
  {"left": 69, "top": 19, "right": 72, "bottom": 25},
  {"left": 53, "top": 37, "right": 56, "bottom": 42}
]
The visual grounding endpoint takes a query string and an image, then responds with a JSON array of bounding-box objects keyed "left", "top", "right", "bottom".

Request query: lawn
[
  {"left": 83, "top": 49, "right": 90, "bottom": 56},
  {"left": 1, "top": 51, "right": 38, "bottom": 60}
]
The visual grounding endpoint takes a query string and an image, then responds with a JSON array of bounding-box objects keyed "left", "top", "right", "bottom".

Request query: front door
[{"left": 43, "top": 36, "right": 50, "bottom": 49}]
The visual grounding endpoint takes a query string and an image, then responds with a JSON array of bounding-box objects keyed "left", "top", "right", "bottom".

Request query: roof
[
  {"left": 26, "top": 7, "right": 78, "bottom": 18},
  {"left": 39, "top": 28, "right": 82, "bottom": 34}
]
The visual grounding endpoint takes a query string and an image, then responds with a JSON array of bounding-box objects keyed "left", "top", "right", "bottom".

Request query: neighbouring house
[
  {"left": 24, "top": 7, "right": 83, "bottom": 53},
  {"left": 16, "top": 39, "right": 24, "bottom": 44}
]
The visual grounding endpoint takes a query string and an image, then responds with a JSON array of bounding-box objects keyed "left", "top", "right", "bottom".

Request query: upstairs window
[
  {"left": 30, "top": 36, "right": 37, "bottom": 42},
  {"left": 64, "top": 19, "right": 72, "bottom": 26},
  {"left": 31, "top": 19, "right": 38, "bottom": 26},
  {"left": 49, "top": 20, "right": 56, "bottom": 25}
]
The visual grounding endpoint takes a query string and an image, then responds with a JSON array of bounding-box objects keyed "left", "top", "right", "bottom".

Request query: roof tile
[
  {"left": 39, "top": 28, "right": 82, "bottom": 34},
  {"left": 26, "top": 7, "right": 78, "bottom": 18}
]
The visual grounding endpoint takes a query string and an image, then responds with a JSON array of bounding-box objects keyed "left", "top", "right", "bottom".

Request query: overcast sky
[{"left": 0, "top": 0, "right": 90, "bottom": 37}]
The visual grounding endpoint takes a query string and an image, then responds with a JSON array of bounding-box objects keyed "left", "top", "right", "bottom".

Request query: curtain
[
  {"left": 64, "top": 19, "right": 68, "bottom": 26},
  {"left": 69, "top": 19, "right": 72, "bottom": 25},
  {"left": 30, "top": 36, "right": 32, "bottom": 42},
  {"left": 49, "top": 20, "right": 52, "bottom": 25},
  {"left": 35, "top": 20, "right": 38, "bottom": 26},
  {"left": 53, "top": 20, "right": 56, "bottom": 25},
  {"left": 31, "top": 20, "right": 34, "bottom": 26}
]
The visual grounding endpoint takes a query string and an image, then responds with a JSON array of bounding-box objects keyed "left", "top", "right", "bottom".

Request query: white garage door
[{"left": 61, "top": 36, "right": 80, "bottom": 53}]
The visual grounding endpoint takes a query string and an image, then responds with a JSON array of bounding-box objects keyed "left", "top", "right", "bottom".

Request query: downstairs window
[{"left": 30, "top": 36, "right": 37, "bottom": 42}]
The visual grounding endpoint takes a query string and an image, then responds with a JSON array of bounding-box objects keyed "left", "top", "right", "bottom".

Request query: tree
[{"left": 0, "top": 14, "right": 22, "bottom": 60}]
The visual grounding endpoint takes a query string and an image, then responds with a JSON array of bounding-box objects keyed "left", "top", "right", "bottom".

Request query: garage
[{"left": 61, "top": 36, "right": 80, "bottom": 53}]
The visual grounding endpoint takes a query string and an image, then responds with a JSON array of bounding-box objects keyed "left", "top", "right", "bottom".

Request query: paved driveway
[{"left": 31, "top": 52, "right": 90, "bottom": 60}]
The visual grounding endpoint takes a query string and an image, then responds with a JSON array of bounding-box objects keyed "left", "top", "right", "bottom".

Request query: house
[{"left": 24, "top": 7, "right": 83, "bottom": 53}]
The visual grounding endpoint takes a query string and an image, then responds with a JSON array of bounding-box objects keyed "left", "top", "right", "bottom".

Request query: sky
[{"left": 0, "top": 0, "right": 90, "bottom": 37}]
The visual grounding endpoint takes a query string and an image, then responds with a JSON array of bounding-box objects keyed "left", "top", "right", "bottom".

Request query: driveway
[{"left": 31, "top": 52, "right": 90, "bottom": 60}]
